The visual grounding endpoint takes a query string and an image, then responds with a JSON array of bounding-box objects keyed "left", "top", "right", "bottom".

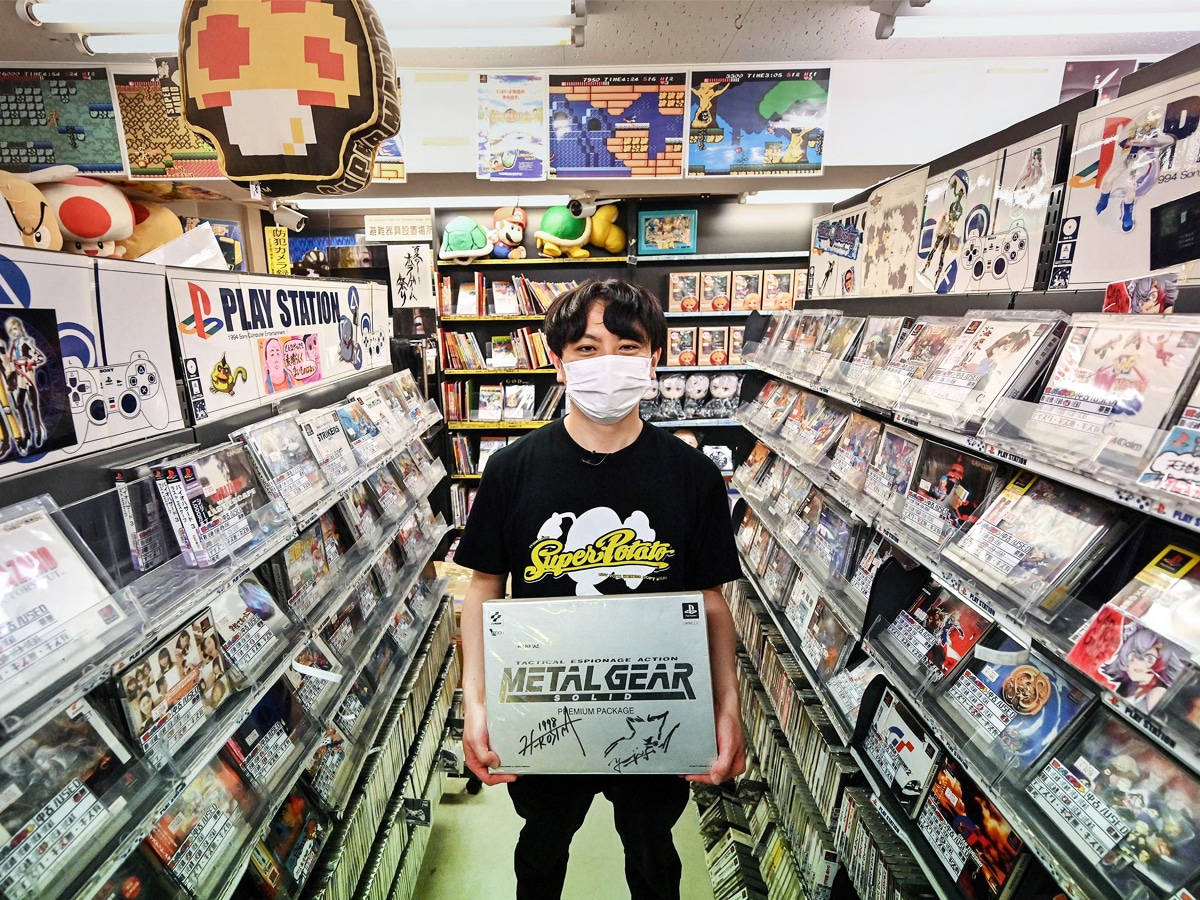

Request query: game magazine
[
  {"left": 943, "top": 472, "right": 1124, "bottom": 610},
  {"left": 862, "top": 688, "right": 942, "bottom": 816},
  {"left": 483, "top": 592, "right": 716, "bottom": 775},
  {"left": 1027, "top": 711, "right": 1200, "bottom": 894},
  {"left": 902, "top": 442, "right": 998, "bottom": 545},
  {"left": 883, "top": 586, "right": 992, "bottom": 683}
]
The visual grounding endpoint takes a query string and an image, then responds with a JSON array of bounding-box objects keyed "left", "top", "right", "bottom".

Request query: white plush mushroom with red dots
[{"left": 41, "top": 176, "right": 136, "bottom": 258}]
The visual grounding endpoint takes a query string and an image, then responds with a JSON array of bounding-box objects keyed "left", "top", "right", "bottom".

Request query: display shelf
[
  {"left": 446, "top": 419, "right": 554, "bottom": 430},
  {"left": 847, "top": 746, "right": 960, "bottom": 900},
  {"left": 440, "top": 314, "right": 546, "bottom": 322},
  {"left": 664, "top": 310, "right": 754, "bottom": 318},
  {"left": 631, "top": 250, "right": 809, "bottom": 264},
  {"left": 443, "top": 367, "right": 554, "bottom": 375},
  {"left": 647, "top": 417, "right": 741, "bottom": 428},
  {"left": 740, "top": 562, "right": 856, "bottom": 746},
  {"left": 658, "top": 364, "right": 753, "bottom": 372},
  {"left": 437, "top": 256, "right": 627, "bottom": 267},
  {"left": 451, "top": 473, "right": 482, "bottom": 481}
]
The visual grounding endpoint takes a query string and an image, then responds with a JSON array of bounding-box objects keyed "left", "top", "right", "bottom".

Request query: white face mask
[{"left": 562, "top": 355, "right": 652, "bottom": 425}]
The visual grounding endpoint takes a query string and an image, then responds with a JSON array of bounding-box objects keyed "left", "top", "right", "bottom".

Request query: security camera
[
  {"left": 271, "top": 201, "right": 307, "bottom": 233},
  {"left": 568, "top": 196, "right": 597, "bottom": 219}
]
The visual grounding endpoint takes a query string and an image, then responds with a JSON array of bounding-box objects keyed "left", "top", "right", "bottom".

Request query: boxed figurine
[{"left": 483, "top": 592, "right": 716, "bottom": 775}]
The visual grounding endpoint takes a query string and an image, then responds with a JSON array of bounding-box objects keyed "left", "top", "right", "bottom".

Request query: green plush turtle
[
  {"left": 535, "top": 206, "right": 592, "bottom": 259},
  {"left": 439, "top": 215, "right": 495, "bottom": 263}
]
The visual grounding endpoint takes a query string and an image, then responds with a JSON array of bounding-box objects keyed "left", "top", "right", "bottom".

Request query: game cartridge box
[{"left": 483, "top": 592, "right": 716, "bottom": 775}]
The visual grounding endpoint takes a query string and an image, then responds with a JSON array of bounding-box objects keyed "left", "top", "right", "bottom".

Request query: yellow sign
[{"left": 264, "top": 226, "right": 290, "bottom": 275}]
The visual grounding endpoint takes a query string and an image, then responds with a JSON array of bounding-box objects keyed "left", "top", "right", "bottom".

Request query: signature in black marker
[
  {"left": 518, "top": 706, "right": 586, "bottom": 757},
  {"left": 604, "top": 711, "right": 679, "bottom": 773}
]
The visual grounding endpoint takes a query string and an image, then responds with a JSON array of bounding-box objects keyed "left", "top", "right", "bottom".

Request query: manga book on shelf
[
  {"left": 298, "top": 407, "right": 359, "bottom": 485},
  {"left": 918, "top": 756, "right": 1025, "bottom": 900},
  {"left": 1027, "top": 710, "right": 1200, "bottom": 894},
  {"left": 1103, "top": 544, "right": 1200, "bottom": 652},
  {"left": 863, "top": 688, "right": 941, "bottom": 815},
  {"left": 146, "top": 756, "right": 256, "bottom": 892},
  {"left": 830, "top": 411, "right": 882, "bottom": 491},
  {"left": 798, "top": 598, "right": 853, "bottom": 682},
  {"left": 225, "top": 680, "right": 309, "bottom": 787},
  {"left": 0, "top": 502, "right": 123, "bottom": 716},
  {"left": 1066, "top": 604, "right": 1189, "bottom": 714},
  {"left": 248, "top": 789, "right": 330, "bottom": 900},
  {"left": 884, "top": 586, "right": 992, "bottom": 683},
  {"left": 1025, "top": 315, "right": 1200, "bottom": 468},
  {"left": 284, "top": 635, "right": 340, "bottom": 716},
  {"left": 864, "top": 425, "right": 924, "bottom": 504},
  {"left": 118, "top": 609, "right": 232, "bottom": 758},
  {"left": 897, "top": 313, "right": 1065, "bottom": 430},
  {"left": 943, "top": 633, "right": 1092, "bottom": 770},
  {"left": 0, "top": 698, "right": 135, "bottom": 898},
  {"left": 238, "top": 413, "right": 327, "bottom": 513},
  {"left": 265, "top": 520, "right": 330, "bottom": 619},
  {"left": 902, "top": 442, "right": 998, "bottom": 545},
  {"left": 943, "top": 472, "right": 1123, "bottom": 609},
  {"left": 210, "top": 573, "right": 289, "bottom": 679}
]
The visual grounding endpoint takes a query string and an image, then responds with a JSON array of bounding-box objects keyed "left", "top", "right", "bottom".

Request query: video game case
[
  {"left": 863, "top": 424, "right": 924, "bottom": 505},
  {"left": 264, "top": 519, "right": 331, "bottom": 620},
  {"left": 211, "top": 573, "right": 290, "bottom": 681},
  {"left": 825, "top": 656, "right": 881, "bottom": 726},
  {"left": 248, "top": 788, "right": 331, "bottom": 900},
  {"left": 117, "top": 608, "right": 232, "bottom": 762},
  {"left": 882, "top": 585, "right": 993, "bottom": 684},
  {"left": 304, "top": 721, "right": 352, "bottom": 809},
  {"left": 867, "top": 317, "right": 965, "bottom": 408},
  {"left": 862, "top": 688, "right": 942, "bottom": 816},
  {"left": 111, "top": 445, "right": 190, "bottom": 573},
  {"left": 236, "top": 412, "right": 329, "bottom": 515},
  {"left": 340, "top": 481, "right": 381, "bottom": 542},
  {"left": 298, "top": 407, "right": 361, "bottom": 485},
  {"left": 1102, "top": 542, "right": 1200, "bottom": 653},
  {"left": 285, "top": 634, "right": 342, "bottom": 717},
  {"left": 146, "top": 756, "right": 257, "bottom": 894},
  {"left": 0, "top": 698, "right": 136, "bottom": 900},
  {"left": 225, "top": 679, "right": 310, "bottom": 789},
  {"left": 367, "top": 465, "right": 407, "bottom": 518},
  {"left": 86, "top": 845, "right": 182, "bottom": 900},
  {"left": 334, "top": 672, "right": 377, "bottom": 739},
  {"left": 809, "top": 314, "right": 865, "bottom": 382},
  {"left": 902, "top": 441, "right": 998, "bottom": 546},
  {"left": 349, "top": 385, "right": 409, "bottom": 447},
  {"left": 159, "top": 442, "right": 265, "bottom": 566},
  {"left": 336, "top": 399, "right": 389, "bottom": 467}
]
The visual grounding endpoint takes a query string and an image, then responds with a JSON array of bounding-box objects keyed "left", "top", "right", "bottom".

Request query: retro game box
[{"left": 483, "top": 592, "right": 716, "bottom": 775}]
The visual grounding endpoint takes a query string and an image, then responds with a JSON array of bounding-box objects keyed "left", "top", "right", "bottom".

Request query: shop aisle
[{"left": 416, "top": 777, "right": 717, "bottom": 899}]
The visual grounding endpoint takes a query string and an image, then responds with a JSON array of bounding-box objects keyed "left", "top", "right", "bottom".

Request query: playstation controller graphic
[
  {"left": 63, "top": 351, "right": 169, "bottom": 451},
  {"left": 961, "top": 226, "right": 1029, "bottom": 283}
]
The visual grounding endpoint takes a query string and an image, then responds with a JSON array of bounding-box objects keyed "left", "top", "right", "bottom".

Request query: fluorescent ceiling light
[
  {"left": 81, "top": 32, "right": 174, "bottom": 54},
  {"left": 745, "top": 190, "right": 861, "bottom": 205},
  {"left": 387, "top": 26, "right": 573, "bottom": 48},
  {"left": 296, "top": 195, "right": 572, "bottom": 211},
  {"left": 892, "top": 12, "right": 1200, "bottom": 37}
]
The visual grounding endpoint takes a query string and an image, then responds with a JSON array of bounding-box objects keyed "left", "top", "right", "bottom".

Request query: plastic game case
[
  {"left": 799, "top": 597, "right": 854, "bottom": 682},
  {"left": 239, "top": 413, "right": 327, "bottom": 509},
  {"left": 800, "top": 495, "right": 857, "bottom": 578},
  {"left": 225, "top": 679, "right": 309, "bottom": 787},
  {"left": 209, "top": 572, "right": 289, "bottom": 681},
  {"left": 303, "top": 721, "right": 350, "bottom": 809},
  {"left": 1104, "top": 543, "right": 1200, "bottom": 653},
  {"left": 339, "top": 482, "right": 379, "bottom": 541},
  {"left": 86, "top": 845, "right": 180, "bottom": 900},
  {"left": 1027, "top": 710, "right": 1200, "bottom": 894},
  {"left": 334, "top": 399, "right": 384, "bottom": 465},
  {"left": 903, "top": 442, "right": 998, "bottom": 545},
  {"left": 919, "top": 756, "right": 1025, "bottom": 900},
  {"left": 285, "top": 634, "right": 341, "bottom": 716},
  {"left": 863, "top": 688, "right": 942, "bottom": 816},
  {"left": 855, "top": 316, "right": 912, "bottom": 369},
  {"left": 943, "top": 472, "right": 1124, "bottom": 608},
  {"left": 813, "top": 315, "right": 865, "bottom": 380},
  {"left": 366, "top": 465, "right": 406, "bottom": 516},
  {"left": 267, "top": 520, "right": 330, "bottom": 617},
  {"left": 1027, "top": 315, "right": 1200, "bottom": 467},
  {"left": 864, "top": 424, "right": 924, "bottom": 503},
  {"left": 249, "top": 788, "right": 330, "bottom": 899},
  {"left": 298, "top": 407, "right": 359, "bottom": 484},
  {"left": 830, "top": 411, "right": 882, "bottom": 489},
  {"left": 885, "top": 586, "right": 992, "bottom": 682},
  {"left": 882, "top": 317, "right": 966, "bottom": 382},
  {"left": 943, "top": 633, "right": 1093, "bottom": 770}
]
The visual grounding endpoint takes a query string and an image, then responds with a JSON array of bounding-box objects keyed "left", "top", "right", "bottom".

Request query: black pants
[{"left": 507, "top": 774, "right": 691, "bottom": 900}]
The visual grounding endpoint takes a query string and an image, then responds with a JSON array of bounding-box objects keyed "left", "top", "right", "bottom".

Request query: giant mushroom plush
[{"left": 179, "top": 0, "right": 400, "bottom": 196}]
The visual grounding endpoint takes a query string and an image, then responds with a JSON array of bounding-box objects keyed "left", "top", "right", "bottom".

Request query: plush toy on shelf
[
  {"left": 639, "top": 377, "right": 660, "bottom": 421},
  {"left": 115, "top": 199, "right": 185, "bottom": 260},
  {"left": 703, "top": 373, "right": 742, "bottom": 419},
  {"left": 490, "top": 205, "right": 527, "bottom": 260},
  {"left": 42, "top": 175, "right": 136, "bottom": 257},
  {"left": 0, "top": 169, "right": 63, "bottom": 250},
  {"left": 683, "top": 373, "right": 711, "bottom": 420},
  {"left": 657, "top": 373, "right": 686, "bottom": 420},
  {"left": 534, "top": 203, "right": 626, "bottom": 259},
  {"left": 439, "top": 215, "right": 494, "bottom": 264}
]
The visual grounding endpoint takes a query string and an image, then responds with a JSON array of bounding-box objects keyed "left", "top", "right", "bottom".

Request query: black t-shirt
[{"left": 455, "top": 419, "right": 741, "bottom": 598}]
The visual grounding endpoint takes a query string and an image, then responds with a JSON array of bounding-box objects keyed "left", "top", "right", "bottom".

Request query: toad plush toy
[{"left": 42, "top": 176, "right": 135, "bottom": 257}]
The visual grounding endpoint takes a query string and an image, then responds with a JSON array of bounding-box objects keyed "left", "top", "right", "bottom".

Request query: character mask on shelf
[
  {"left": 684, "top": 373, "right": 711, "bottom": 419},
  {"left": 703, "top": 373, "right": 742, "bottom": 419},
  {"left": 657, "top": 373, "right": 686, "bottom": 420}
]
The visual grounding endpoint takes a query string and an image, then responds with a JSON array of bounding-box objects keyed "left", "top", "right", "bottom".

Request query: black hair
[{"left": 543, "top": 279, "right": 667, "bottom": 358}]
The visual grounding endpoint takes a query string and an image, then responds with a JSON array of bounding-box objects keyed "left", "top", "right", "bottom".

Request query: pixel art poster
[
  {"left": 0, "top": 68, "right": 124, "bottom": 174},
  {"left": 113, "top": 60, "right": 221, "bottom": 180},
  {"left": 549, "top": 73, "right": 685, "bottom": 178},
  {"left": 687, "top": 68, "right": 829, "bottom": 177}
]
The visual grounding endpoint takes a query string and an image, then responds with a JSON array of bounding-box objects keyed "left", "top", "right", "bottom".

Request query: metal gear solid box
[{"left": 482, "top": 592, "right": 716, "bottom": 775}]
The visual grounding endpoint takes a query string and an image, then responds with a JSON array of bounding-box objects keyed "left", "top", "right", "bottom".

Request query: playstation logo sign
[{"left": 682, "top": 602, "right": 699, "bottom": 620}]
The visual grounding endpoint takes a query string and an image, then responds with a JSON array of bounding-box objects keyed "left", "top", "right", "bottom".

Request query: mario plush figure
[
  {"left": 41, "top": 176, "right": 135, "bottom": 257},
  {"left": 491, "top": 205, "right": 527, "bottom": 259}
]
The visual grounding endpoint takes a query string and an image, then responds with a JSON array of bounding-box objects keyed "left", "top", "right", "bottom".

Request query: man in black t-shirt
[{"left": 455, "top": 279, "right": 745, "bottom": 900}]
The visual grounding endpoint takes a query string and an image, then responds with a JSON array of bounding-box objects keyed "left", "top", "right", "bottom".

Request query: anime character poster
[
  {"left": 477, "top": 73, "right": 548, "bottom": 180},
  {"left": 548, "top": 73, "right": 685, "bottom": 178},
  {"left": 0, "top": 307, "right": 76, "bottom": 462},
  {"left": 810, "top": 203, "right": 866, "bottom": 300},
  {"left": 916, "top": 154, "right": 999, "bottom": 294},
  {"left": 861, "top": 167, "right": 928, "bottom": 296},
  {"left": 113, "top": 64, "right": 221, "bottom": 180},
  {"left": 1104, "top": 271, "right": 1178, "bottom": 314},
  {"left": 1053, "top": 70, "right": 1200, "bottom": 290},
  {"left": 1067, "top": 605, "right": 1189, "bottom": 714},
  {"left": 0, "top": 67, "right": 124, "bottom": 174},
  {"left": 686, "top": 68, "right": 829, "bottom": 177}
]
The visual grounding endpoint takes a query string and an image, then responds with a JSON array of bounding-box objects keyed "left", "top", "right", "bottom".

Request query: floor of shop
[{"left": 415, "top": 776, "right": 717, "bottom": 899}]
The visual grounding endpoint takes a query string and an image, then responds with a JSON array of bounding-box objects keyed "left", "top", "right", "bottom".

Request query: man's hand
[
  {"left": 463, "top": 700, "right": 516, "bottom": 785},
  {"left": 686, "top": 706, "right": 746, "bottom": 785}
]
